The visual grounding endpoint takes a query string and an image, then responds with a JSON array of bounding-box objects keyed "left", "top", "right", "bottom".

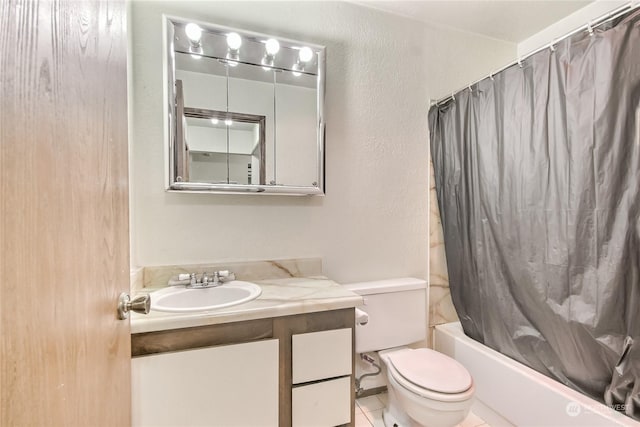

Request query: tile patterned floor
[{"left": 355, "top": 392, "right": 490, "bottom": 427}]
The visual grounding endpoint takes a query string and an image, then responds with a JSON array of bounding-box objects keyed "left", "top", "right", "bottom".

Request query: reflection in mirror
[
  {"left": 275, "top": 71, "right": 318, "bottom": 187},
  {"left": 175, "top": 53, "right": 227, "bottom": 111},
  {"left": 164, "top": 16, "right": 325, "bottom": 195},
  {"left": 182, "top": 110, "right": 265, "bottom": 185},
  {"left": 228, "top": 62, "right": 275, "bottom": 184}
]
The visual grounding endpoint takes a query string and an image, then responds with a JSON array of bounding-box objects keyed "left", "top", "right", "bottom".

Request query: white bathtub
[{"left": 434, "top": 322, "right": 639, "bottom": 427}]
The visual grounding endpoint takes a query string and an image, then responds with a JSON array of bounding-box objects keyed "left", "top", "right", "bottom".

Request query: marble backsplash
[
  {"left": 428, "top": 156, "right": 458, "bottom": 346},
  {"left": 130, "top": 258, "right": 323, "bottom": 291}
]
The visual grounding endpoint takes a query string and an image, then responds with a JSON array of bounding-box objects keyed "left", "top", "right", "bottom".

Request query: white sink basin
[{"left": 150, "top": 281, "right": 262, "bottom": 313}]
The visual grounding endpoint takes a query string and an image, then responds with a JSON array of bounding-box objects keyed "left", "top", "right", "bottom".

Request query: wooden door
[{"left": 0, "top": 0, "right": 131, "bottom": 425}]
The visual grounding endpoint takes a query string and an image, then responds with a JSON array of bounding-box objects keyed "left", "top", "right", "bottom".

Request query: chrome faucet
[{"left": 185, "top": 270, "right": 235, "bottom": 289}]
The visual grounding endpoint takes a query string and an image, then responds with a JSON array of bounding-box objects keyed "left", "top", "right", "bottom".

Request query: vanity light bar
[{"left": 179, "top": 20, "right": 321, "bottom": 75}]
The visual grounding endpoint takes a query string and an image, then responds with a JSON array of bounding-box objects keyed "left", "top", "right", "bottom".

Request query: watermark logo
[
  {"left": 566, "top": 401, "right": 582, "bottom": 417},
  {"left": 565, "top": 400, "right": 627, "bottom": 418}
]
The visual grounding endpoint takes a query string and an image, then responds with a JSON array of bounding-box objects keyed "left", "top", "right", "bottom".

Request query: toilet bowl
[{"left": 379, "top": 348, "right": 474, "bottom": 427}]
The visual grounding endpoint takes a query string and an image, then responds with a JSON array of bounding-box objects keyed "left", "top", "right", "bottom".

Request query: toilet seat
[{"left": 386, "top": 349, "right": 473, "bottom": 402}]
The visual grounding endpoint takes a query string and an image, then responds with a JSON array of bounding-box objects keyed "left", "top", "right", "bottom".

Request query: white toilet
[{"left": 344, "top": 278, "right": 474, "bottom": 427}]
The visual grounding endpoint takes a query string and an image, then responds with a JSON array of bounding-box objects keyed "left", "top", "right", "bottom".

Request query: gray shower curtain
[{"left": 429, "top": 10, "right": 640, "bottom": 420}]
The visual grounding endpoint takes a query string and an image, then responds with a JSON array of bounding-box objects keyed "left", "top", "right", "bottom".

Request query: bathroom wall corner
[{"left": 427, "top": 153, "right": 458, "bottom": 346}]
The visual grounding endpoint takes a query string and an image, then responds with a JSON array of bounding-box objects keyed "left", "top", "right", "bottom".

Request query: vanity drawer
[
  {"left": 292, "top": 328, "right": 352, "bottom": 384},
  {"left": 292, "top": 376, "right": 351, "bottom": 427}
]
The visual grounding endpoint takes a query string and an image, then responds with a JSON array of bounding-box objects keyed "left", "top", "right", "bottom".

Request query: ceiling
[{"left": 354, "top": 0, "right": 594, "bottom": 43}]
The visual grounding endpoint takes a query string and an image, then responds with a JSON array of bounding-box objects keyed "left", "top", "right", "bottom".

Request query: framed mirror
[{"left": 164, "top": 16, "right": 326, "bottom": 195}]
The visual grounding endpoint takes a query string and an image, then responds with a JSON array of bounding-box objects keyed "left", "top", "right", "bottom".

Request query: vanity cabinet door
[
  {"left": 292, "top": 376, "right": 352, "bottom": 426},
  {"left": 132, "top": 339, "right": 278, "bottom": 426},
  {"left": 292, "top": 328, "right": 352, "bottom": 384}
]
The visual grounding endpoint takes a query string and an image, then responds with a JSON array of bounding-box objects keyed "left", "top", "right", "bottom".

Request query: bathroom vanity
[{"left": 130, "top": 275, "right": 361, "bottom": 427}]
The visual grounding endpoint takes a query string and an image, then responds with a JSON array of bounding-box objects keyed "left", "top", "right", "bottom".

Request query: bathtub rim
[{"left": 434, "top": 321, "right": 639, "bottom": 427}]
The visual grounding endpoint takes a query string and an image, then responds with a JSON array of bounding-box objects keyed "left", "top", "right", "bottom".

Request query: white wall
[
  {"left": 129, "top": 1, "right": 515, "bottom": 282},
  {"left": 517, "top": 0, "right": 628, "bottom": 56}
]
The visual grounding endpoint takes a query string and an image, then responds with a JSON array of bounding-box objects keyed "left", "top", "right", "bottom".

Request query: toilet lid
[{"left": 388, "top": 349, "right": 472, "bottom": 394}]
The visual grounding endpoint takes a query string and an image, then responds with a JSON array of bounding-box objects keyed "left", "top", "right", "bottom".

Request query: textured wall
[{"left": 129, "top": 1, "right": 515, "bottom": 285}]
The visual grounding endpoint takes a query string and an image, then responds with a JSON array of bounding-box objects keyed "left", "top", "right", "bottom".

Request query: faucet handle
[{"left": 215, "top": 270, "right": 235, "bottom": 282}]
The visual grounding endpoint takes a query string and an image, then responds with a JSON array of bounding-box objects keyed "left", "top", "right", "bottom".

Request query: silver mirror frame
[{"left": 162, "top": 15, "right": 326, "bottom": 196}]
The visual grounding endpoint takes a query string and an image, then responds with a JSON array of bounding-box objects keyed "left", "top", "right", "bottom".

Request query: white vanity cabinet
[
  {"left": 132, "top": 339, "right": 279, "bottom": 426},
  {"left": 131, "top": 308, "right": 355, "bottom": 427}
]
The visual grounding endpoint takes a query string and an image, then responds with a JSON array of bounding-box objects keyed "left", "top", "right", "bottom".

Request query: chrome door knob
[{"left": 117, "top": 293, "right": 150, "bottom": 319}]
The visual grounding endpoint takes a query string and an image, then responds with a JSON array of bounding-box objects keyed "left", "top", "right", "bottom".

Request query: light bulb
[
  {"left": 189, "top": 43, "right": 203, "bottom": 57},
  {"left": 298, "top": 46, "right": 313, "bottom": 62},
  {"left": 292, "top": 63, "right": 302, "bottom": 77},
  {"left": 262, "top": 56, "right": 274, "bottom": 70},
  {"left": 225, "top": 119, "right": 233, "bottom": 126},
  {"left": 185, "top": 23, "right": 202, "bottom": 44},
  {"left": 211, "top": 118, "right": 219, "bottom": 124},
  {"left": 227, "top": 32, "right": 242, "bottom": 50},
  {"left": 265, "top": 38, "right": 280, "bottom": 56}
]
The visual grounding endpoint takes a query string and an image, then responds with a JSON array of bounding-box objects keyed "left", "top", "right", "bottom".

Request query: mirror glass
[
  {"left": 184, "top": 113, "right": 264, "bottom": 185},
  {"left": 165, "top": 17, "right": 325, "bottom": 195}
]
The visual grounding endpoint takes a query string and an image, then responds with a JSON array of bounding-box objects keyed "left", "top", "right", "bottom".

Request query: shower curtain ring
[
  {"left": 489, "top": 74, "right": 494, "bottom": 81},
  {"left": 587, "top": 22, "right": 594, "bottom": 36},
  {"left": 518, "top": 58, "right": 523, "bottom": 68},
  {"left": 550, "top": 42, "right": 556, "bottom": 52},
  {"left": 451, "top": 92, "right": 455, "bottom": 102},
  {"left": 468, "top": 85, "right": 473, "bottom": 93}
]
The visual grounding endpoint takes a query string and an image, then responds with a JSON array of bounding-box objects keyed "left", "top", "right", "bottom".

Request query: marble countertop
[{"left": 130, "top": 276, "right": 363, "bottom": 334}]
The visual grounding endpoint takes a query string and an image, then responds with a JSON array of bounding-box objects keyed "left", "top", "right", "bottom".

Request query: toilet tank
[{"left": 344, "top": 278, "right": 427, "bottom": 353}]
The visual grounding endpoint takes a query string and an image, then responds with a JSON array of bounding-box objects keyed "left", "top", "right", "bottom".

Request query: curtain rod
[{"left": 431, "top": 1, "right": 640, "bottom": 107}]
